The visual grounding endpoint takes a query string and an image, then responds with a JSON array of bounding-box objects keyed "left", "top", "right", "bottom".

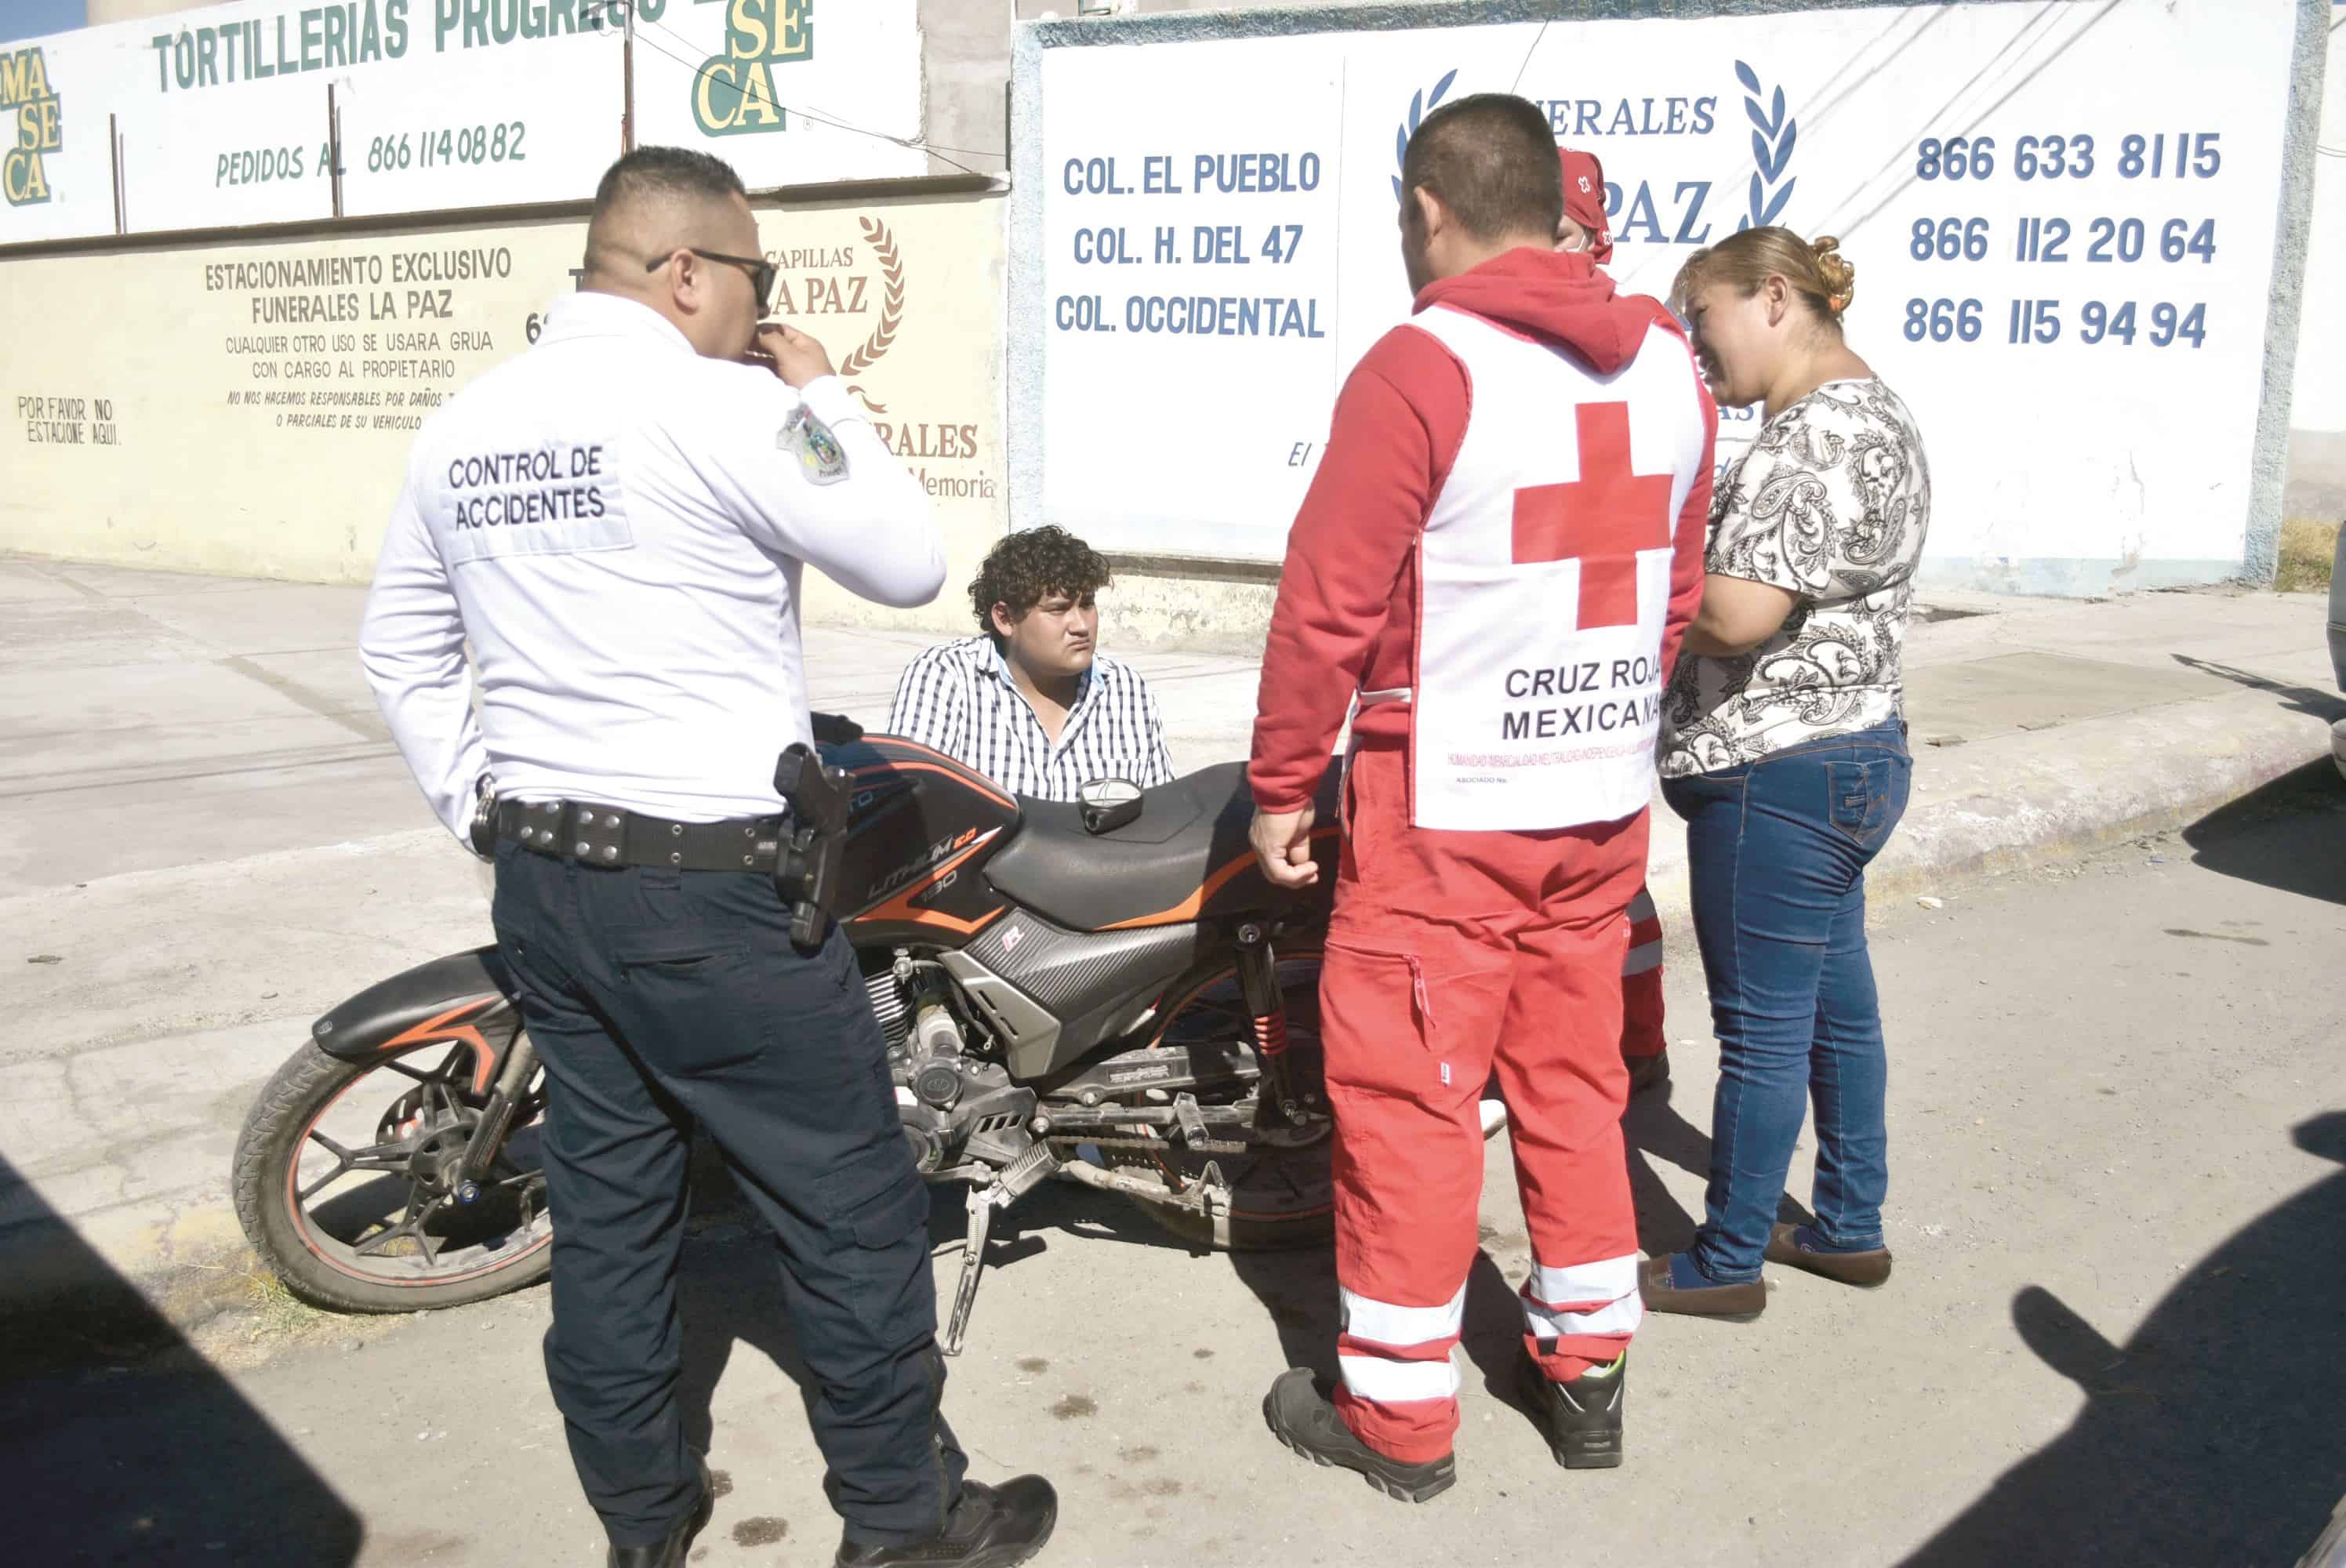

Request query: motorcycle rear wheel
[
  {"left": 1106, "top": 949, "right": 1336, "bottom": 1253},
  {"left": 232, "top": 1037, "right": 552, "bottom": 1314}
]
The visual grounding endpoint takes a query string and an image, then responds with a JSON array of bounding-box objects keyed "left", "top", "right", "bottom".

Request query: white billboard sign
[
  {"left": 1015, "top": 0, "right": 2323, "bottom": 592},
  {"left": 0, "top": 0, "right": 923, "bottom": 244}
]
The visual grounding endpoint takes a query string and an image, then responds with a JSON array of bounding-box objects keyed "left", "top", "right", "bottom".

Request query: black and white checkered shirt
[{"left": 884, "top": 637, "right": 1175, "bottom": 803}]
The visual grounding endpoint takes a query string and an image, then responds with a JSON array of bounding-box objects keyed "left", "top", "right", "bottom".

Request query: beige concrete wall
[
  {"left": 0, "top": 187, "right": 1009, "bottom": 636},
  {"left": 779, "top": 188, "right": 1010, "bottom": 631}
]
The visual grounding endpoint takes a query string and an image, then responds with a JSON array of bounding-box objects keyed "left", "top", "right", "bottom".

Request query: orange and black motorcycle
[{"left": 231, "top": 733, "right": 1339, "bottom": 1351}]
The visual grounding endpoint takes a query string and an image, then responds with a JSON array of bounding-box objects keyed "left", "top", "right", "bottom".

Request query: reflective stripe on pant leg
[
  {"left": 1337, "top": 1283, "right": 1466, "bottom": 1403},
  {"left": 1521, "top": 1254, "right": 1643, "bottom": 1345},
  {"left": 1622, "top": 884, "right": 1667, "bottom": 1058}
]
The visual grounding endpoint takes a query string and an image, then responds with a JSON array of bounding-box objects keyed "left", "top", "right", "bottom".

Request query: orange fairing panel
[{"left": 855, "top": 840, "right": 1010, "bottom": 936}]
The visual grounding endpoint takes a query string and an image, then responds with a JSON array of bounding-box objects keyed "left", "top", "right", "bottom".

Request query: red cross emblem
[{"left": 1510, "top": 401, "right": 1675, "bottom": 629}]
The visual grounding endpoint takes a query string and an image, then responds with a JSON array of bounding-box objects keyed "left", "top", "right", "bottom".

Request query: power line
[
  {"left": 625, "top": 19, "right": 1004, "bottom": 176},
  {"left": 1509, "top": 20, "right": 1549, "bottom": 95},
  {"left": 627, "top": 21, "right": 990, "bottom": 176}
]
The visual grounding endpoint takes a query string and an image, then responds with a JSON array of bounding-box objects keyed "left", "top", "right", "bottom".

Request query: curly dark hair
[{"left": 970, "top": 527, "right": 1112, "bottom": 644}]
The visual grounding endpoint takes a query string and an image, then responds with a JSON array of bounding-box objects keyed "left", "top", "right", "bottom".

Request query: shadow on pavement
[
  {"left": 1223, "top": 1232, "right": 1532, "bottom": 1422},
  {"left": 2170, "top": 654, "right": 2346, "bottom": 728},
  {"left": 0, "top": 1152, "right": 364, "bottom": 1565},
  {"left": 2180, "top": 762, "right": 2346, "bottom": 908},
  {"left": 1623, "top": 1087, "right": 1709, "bottom": 1256},
  {"left": 1622, "top": 1082, "right": 1816, "bottom": 1258},
  {"left": 1901, "top": 1112, "right": 2346, "bottom": 1567},
  {"left": 671, "top": 1152, "right": 1173, "bottom": 1465}
]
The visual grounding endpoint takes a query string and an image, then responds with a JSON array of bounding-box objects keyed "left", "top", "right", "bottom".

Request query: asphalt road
[{"left": 4, "top": 768, "right": 2342, "bottom": 1568}]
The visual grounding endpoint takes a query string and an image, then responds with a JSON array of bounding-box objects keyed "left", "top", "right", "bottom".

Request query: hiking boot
[
  {"left": 1626, "top": 1051, "right": 1671, "bottom": 1098},
  {"left": 833, "top": 1476, "right": 1058, "bottom": 1568},
  {"left": 1765, "top": 1223, "right": 1893, "bottom": 1287},
  {"left": 1520, "top": 1350, "right": 1625, "bottom": 1470},
  {"left": 1262, "top": 1367, "right": 1456, "bottom": 1504},
  {"left": 608, "top": 1456, "right": 714, "bottom": 1568}
]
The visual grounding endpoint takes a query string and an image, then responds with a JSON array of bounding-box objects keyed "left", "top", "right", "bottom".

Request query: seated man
[
  {"left": 888, "top": 526, "right": 1175, "bottom": 801},
  {"left": 902, "top": 529, "right": 1528, "bottom": 1141}
]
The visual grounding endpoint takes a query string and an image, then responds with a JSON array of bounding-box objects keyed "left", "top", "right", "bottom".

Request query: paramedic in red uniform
[
  {"left": 1556, "top": 143, "right": 1672, "bottom": 1093},
  {"left": 1251, "top": 96, "right": 1716, "bottom": 1498}
]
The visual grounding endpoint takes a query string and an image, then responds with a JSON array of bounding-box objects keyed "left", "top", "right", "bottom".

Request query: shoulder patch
[{"left": 780, "top": 405, "right": 849, "bottom": 485}]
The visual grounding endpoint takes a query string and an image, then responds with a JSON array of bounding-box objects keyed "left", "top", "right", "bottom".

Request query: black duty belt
[{"left": 496, "top": 798, "right": 786, "bottom": 873}]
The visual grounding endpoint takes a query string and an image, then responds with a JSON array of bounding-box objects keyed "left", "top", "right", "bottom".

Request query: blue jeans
[{"left": 1661, "top": 720, "right": 1912, "bottom": 1283}]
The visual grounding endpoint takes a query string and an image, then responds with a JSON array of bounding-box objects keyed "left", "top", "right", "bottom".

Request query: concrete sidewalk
[{"left": 2, "top": 554, "right": 2339, "bottom": 1308}]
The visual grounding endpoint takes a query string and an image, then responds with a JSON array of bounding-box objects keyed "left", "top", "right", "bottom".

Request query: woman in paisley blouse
[{"left": 1638, "top": 228, "right": 1931, "bottom": 1319}]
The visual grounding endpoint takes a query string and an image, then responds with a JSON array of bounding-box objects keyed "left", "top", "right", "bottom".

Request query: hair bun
[{"left": 1809, "top": 234, "right": 1856, "bottom": 316}]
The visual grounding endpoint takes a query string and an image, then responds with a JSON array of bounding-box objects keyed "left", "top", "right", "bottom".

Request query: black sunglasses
[{"left": 646, "top": 247, "right": 776, "bottom": 312}]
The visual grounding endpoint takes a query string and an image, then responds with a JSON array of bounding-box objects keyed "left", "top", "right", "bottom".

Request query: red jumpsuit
[
  {"left": 1250, "top": 249, "right": 1714, "bottom": 1465},
  {"left": 1558, "top": 143, "right": 1670, "bottom": 1069}
]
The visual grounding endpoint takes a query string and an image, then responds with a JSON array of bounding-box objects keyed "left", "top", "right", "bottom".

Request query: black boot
[
  {"left": 1262, "top": 1367, "right": 1456, "bottom": 1504},
  {"left": 833, "top": 1476, "right": 1058, "bottom": 1568},
  {"left": 1626, "top": 1050, "right": 1671, "bottom": 1098},
  {"left": 1520, "top": 1349, "right": 1626, "bottom": 1470},
  {"left": 608, "top": 1455, "right": 715, "bottom": 1568}
]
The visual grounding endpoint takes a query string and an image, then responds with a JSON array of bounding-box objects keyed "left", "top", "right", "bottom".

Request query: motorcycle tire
[
  {"left": 1130, "top": 1142, "right": 1336, "bottom": 1253},
  {"left": 232, "top": 1039, "right": 553, "bottom": 1315},
  {"left": 1114, "top": 946, "right": 1337, "bottom": 1254}
]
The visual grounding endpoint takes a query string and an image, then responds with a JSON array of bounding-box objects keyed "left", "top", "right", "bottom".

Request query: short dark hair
[
  {"left": 1400, "top": 93, "right": 1563, "bottom": 244},
  {"left": 583, "top": 147, "right": 747, "bottom": 275},
  {"left": 591, "top": 145, "right": 746, "bottom": 216},
  {"left": 971, "top": 527, "right": 1111, "bottom": 644}
]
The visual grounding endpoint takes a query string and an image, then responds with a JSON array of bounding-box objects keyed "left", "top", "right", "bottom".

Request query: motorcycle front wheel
[{"left": 232, "top": 1036, "right": 553, "bottom": 1313}]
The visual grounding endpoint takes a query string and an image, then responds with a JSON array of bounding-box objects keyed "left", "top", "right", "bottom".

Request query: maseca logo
[
  {"left": 2, "top": 45, "right": 61, "bottom": 207},
  {"left": 1393, "top": 60, "right": 1799, "bottom": 246},
  {"left": 692, "top": 0, "right": 812, "bottom": 138}
]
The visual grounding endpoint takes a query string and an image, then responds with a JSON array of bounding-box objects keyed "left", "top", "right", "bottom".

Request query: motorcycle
[{"left": 231, "top": 731, "right": 1341, "bottom": 1352}]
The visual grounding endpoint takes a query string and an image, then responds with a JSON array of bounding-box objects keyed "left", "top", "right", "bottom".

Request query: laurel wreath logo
[
  {"left": 842, "top": 216, "right": 906, "bottom": 416},
  {"left": 1737, "top": 61, "right": 1797, "bottom": 231},
  {"left": 1391, "top": 67, "right": 1458, "bottom": 203}
]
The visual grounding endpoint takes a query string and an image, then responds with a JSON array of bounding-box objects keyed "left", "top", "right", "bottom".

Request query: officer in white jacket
[{"left": 361, "top": 147, "right": 1057, "bottom": 1568}]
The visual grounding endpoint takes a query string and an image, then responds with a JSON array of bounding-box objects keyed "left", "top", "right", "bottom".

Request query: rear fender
[{"left": 309, "top": 946, "right": 522, "bottom": 1097}]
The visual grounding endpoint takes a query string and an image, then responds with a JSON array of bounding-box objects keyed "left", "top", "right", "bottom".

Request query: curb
[{"left": 1636, "top": 688, "right": 2338, "bottom": 928}]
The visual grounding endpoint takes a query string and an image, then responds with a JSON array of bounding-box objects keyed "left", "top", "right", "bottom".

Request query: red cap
[{"left": 1556, "top": 147, "right": 1613, "bottom": 263}]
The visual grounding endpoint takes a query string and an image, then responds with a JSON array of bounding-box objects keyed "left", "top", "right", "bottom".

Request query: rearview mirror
[{"left": 1078, "top": 777, "right": 1143, "bottom": 836}]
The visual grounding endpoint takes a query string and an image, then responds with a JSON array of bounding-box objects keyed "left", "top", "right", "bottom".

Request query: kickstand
[
  {"left": 939, "top": 1142, "right": 1056, "bottom": 1357},
  {"left": 941, "top": 1184, "right": 997, "bottom": 1357}
]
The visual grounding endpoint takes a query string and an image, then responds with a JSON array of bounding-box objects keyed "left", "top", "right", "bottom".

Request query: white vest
[{"left": 1396, "top": 307, "right": 1709, "bottom": 832}]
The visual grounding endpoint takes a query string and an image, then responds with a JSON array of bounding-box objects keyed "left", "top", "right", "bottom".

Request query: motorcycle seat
[{"left": 983, "top": 761, "right": 1268, "bottom": 932}]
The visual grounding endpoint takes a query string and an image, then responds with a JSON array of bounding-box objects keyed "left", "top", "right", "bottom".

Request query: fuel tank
[{"left": 827, "top": 736, "right": 1022, "bottom": 947}]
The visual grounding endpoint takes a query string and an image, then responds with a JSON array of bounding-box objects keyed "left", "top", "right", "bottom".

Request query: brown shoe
[
  {"left": 1765, "top": 1224, "right": 1893, "bottom": 1287},
  {"left": 1638, "top": 1253, "right": 1766, "bottom": 1319}
]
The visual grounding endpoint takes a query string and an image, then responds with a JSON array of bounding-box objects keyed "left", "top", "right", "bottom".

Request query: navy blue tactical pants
[{"left": 491, "top": 840, "right": 964, "bottom": 1549}]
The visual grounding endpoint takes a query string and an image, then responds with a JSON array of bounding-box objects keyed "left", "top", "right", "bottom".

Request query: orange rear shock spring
[{"left": 1251, "top": 1011, "right": 1291, "bottom": 1058}]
